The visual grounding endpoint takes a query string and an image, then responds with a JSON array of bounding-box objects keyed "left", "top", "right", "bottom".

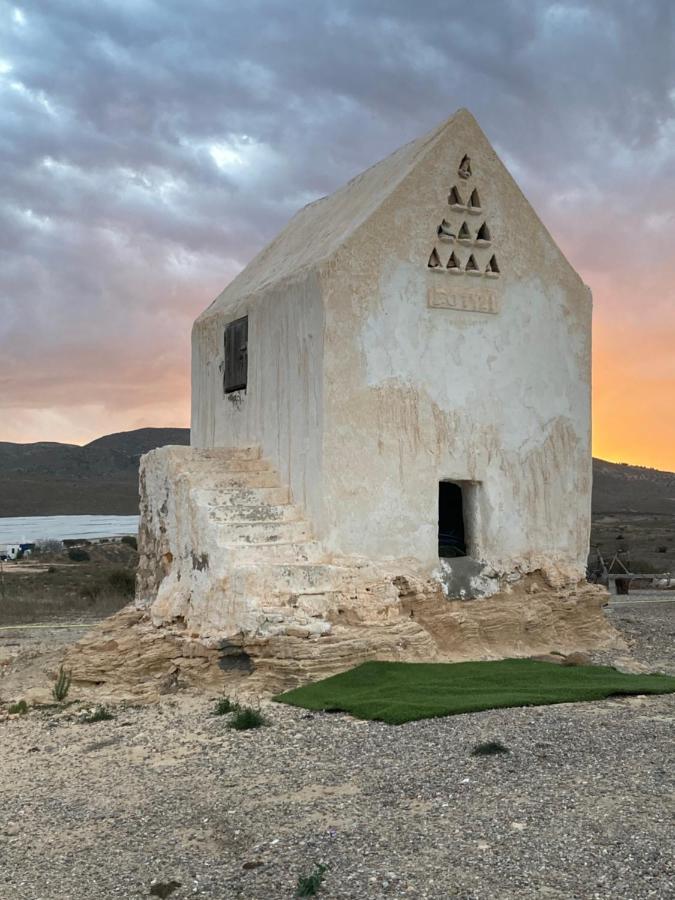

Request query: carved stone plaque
[{"left": 427, "top": 278, "right": 499, "bottom": 314}]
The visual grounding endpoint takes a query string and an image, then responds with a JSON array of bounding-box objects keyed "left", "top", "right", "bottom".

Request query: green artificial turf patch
[{"left": 274, "top": 659, "right": 675, "bottom": 725}]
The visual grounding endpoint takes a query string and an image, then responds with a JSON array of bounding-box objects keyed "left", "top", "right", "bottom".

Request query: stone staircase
[{"left": 142, "top": 445, "right": 358, "bottom": 638}]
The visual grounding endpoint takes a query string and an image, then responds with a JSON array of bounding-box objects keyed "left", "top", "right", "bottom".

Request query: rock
[
  {"left": 149, "top": 880, "right": 181, "bottom": 898},
  {"left": 562, "top": 651, "right": 592, "bottom": 667},
  {"left": 60, "top": 579, "right": 623, "bottom": 700}
]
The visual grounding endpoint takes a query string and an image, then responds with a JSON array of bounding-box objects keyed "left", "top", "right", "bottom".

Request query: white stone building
[{"left": 136, "top": 109, "right": 610, "bottom": 677}]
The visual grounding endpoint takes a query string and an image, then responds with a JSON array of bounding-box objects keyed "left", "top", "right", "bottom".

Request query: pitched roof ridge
[{"left": 199, "top": 111, "right": 464, "bottom": 319}]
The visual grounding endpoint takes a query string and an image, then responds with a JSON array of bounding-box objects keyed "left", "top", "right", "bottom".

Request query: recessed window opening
[
  {"left": 439, "top": 481, "right": 467, "bottom": 558},
  {"left": 468, "top": 188, "right": 481, "bottom": 210},
  {"left": 486, "top": 254, "right": 500, "bottom": 275},
  {"left": 428, "top": 248, "right": 442, "bottom": 268},
  {"left": 446, "top": 251, "right": 460, "bottom": 270},
  {"left": 465, "top": 253, "right": 479, "bottom": 272},
  {"left": 224, "top": 315, "right": 248, "bottom": 393},
  {"left": 458, "top": 155, "right": 472, "bottom": 179}
]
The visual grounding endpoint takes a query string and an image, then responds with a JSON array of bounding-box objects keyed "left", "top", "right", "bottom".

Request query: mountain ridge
[
  {"left": 0, "top": 428, "right": 673, "bottom": 517},
  {"left": 0, "top": 427, "right": 190, "bottom": 516}
]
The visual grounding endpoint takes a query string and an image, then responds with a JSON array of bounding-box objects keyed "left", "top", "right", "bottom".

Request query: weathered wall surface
[
  {"left": 186, "top": 109, "right": 591, "bottom": 601},
  {"left": 137, "top": 446, "right": 252, "bottom": 632},
  {"left": 191, "top": 270, "right": 325, "bottom": 528},
  {"left": 319, "top": 112, "right": 591, "bottom": 585}
]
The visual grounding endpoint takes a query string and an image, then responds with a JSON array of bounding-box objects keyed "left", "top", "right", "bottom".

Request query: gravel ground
[{"left": 1, "top": 601, "right": 674, "bottom": 900}]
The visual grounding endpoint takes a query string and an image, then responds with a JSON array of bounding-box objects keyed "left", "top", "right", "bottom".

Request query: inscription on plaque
[{"left": 427, "top": 279, "right": 499, "bottom": 314}]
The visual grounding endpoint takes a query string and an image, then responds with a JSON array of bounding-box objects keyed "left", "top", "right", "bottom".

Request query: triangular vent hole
[
  {"left": 458, "top": 221, "right": 472, "bottom": 241},
  {"left": 486, "top": 254, "right": 500, "bottom": 274},
  {"left": 469, "top": 188, "right": 481, "bottom": 210},
  {"left": 446, "top": 251, "right": 460, "bottom": 270},
  {"left": 458, "top": 155, "right": 472, "bottom": 179},
  {"left": 448, "top": 186, "right": 465, "bottom": 206},
  {"left": 465, "top": 254, "right": 479, "bottom": 272},
  {"left": 437, "top": 219, "right": 455, "bottom": 240},
  {"left": 476, "top": 222, "right": 491, "bottom": 242},
  {"left": 428, "top": 249, "right": 442, "bottom": 268}
]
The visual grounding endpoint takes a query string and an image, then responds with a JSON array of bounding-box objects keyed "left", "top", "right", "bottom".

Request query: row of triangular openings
[
  {"left": 428, "top": 250, "right": 500, "bottom": 275},
  {"left": 437, "top": 219, "right": 491, "bottom": 243},
  {"left": 448, "top": 186, "right": 481, "bottom": 211}
]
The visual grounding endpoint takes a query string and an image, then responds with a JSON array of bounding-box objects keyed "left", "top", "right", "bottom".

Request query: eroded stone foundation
[{"left": 64, "top": 572, "right": 622, "bottom": 701}]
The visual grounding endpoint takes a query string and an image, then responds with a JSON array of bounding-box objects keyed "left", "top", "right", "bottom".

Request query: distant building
[{"left": 0, "top": 543, "right": 33, "bottom": 561}]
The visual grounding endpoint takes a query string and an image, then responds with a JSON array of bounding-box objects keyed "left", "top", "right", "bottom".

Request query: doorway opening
[{"left": 438, "top": 481, "right": 467, "bottom": 558}]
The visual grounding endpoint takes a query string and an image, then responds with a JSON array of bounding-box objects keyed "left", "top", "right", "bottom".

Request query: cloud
[{"left": 1, "top": 0, "right": 675, "bottom": 463}]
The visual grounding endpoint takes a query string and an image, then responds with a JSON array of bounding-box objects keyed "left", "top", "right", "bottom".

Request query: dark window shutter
[{"left": 224, "top": 316, "right": 248, "bottom": 393}]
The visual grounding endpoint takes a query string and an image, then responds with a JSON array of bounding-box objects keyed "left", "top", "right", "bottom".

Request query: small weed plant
[
  {"left": 82, "top": 705, "right": 115, "bottom": 723},
  {"left": 8, "top": 700, "right": 28, "bottom": 715},
  {"left": 471, "top": 740, "right": 510, "bottom": 756},
  {"left": 228, "top": 706, "right": 266, "bottom": 730},
  {"left": 296, "top": 863, "right": 328, "bottom": 897},
  {"left": 52, "top": 666, "right": 72, "bottom": 702},
  {"left": 213, "top": 697, "right": 239, "bottom": 716}
]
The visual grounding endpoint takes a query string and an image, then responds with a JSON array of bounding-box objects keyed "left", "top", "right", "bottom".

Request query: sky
[{"left": 1, "top": 1, "right": 674, "bottom": 470}]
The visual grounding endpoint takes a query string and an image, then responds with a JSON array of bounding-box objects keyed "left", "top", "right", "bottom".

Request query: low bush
[
  {"left": 121, "top": 535, "right": 138, "bottom": 550},
  {"left": 228, "top": 707, "right": 266, "bottom": 730},
  {"left": 68, "top": 547, "right": 90, "bottom": 562},
  {"left": 107, "top": 568, "right": 135, "bottom": 597},
  {"left": 35, "top": 539, "right": 63, "bottom": 554},
  {"left": 213, "top": 697, "right": 238, "bottom": 716},
  {"left": 82, "top": 705, "right": 115, "bottom": 723}
]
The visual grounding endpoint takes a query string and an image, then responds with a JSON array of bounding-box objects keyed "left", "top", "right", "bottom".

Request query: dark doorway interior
[{"left": 438, "top": 482, "right": 467, "bottom": 558}]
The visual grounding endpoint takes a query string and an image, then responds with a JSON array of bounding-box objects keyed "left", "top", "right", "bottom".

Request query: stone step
[
  {"left": 190, "top": 457, "right": 275, "bottom": 474},
  {"left": 193, "top": 486, "right": 291, "bottom": 507},
  {"left": 225, "top": 540, "right": 324, "bottom": 566},
  {"left": 215, "top": 519, "right": 311, "bottom": 545},
  {"left": 191, "top": 446, "right": 261, "bottom": 462},
  {"left": 208, "top": 504, "right": 300, "bottom": 524},
  {"left": 193, "top": 470, "right": 282, "bottom": 490}
]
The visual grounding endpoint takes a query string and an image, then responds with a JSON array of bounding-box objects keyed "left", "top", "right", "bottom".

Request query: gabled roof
[{"left": 199, "top": 110, "right": 468, "bottom": 321}]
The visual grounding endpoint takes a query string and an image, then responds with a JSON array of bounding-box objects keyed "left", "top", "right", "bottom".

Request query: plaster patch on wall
[{"left": 435, "top": 557, "right": 501, "bottom": 599}]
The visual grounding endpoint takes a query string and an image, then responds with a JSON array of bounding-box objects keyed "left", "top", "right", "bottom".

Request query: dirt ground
[
  {"left": 590, "top": 512, "right": 675, "bottom": 576},
  {"left": 0, "top": 595, "right": 673, "bottom": 900},
  {"left": 0, "top": 541, "right": 136, "bottom": 626}
]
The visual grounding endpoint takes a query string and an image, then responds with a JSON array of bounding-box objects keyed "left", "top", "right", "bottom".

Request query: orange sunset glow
[{"left": 2, "top": 3, "right": 674, "bottom": 473}]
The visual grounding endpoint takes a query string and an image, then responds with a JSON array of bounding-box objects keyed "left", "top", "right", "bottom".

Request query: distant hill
[
  {"left": 0, "top": 428, "right": 190, "bottom": 516},
  {"left": 1, "top": 427, "right": 674, "bottom": 517},
  {"left": 592, "top": 459, "right": 675, "bottom": 515}
]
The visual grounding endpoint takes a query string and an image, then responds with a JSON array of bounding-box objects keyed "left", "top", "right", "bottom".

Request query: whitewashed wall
[{"left": 191, "top": 270, "right": 326, "bottom": 530}]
